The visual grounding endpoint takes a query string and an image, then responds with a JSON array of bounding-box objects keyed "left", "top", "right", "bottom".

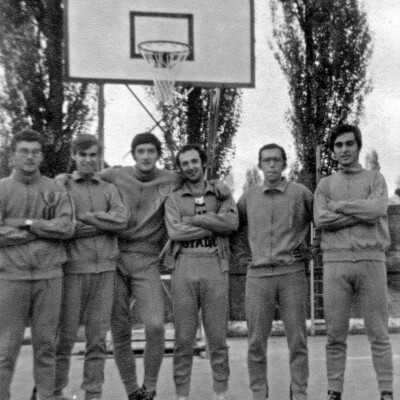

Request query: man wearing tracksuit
[
  {"left": 164, "top": 144, "right": 238, "bottom": 400},
  {"left": 99, "top": 133, "right": 178, "bottom": 400},
  {"left": 0, "top": 129, "right": 74, "bottom": 400},
  {"left": 314, "top": 124, "right": 393, "bottom": 400},
  {"left": 100, "top": 133, "right": 229, "bottom": 400},
  {"left": 54, "top": 134, "right": 129, "bottom": 400},
  {"left": 236, "top": 143, "right": 313, "bottom": 400}
]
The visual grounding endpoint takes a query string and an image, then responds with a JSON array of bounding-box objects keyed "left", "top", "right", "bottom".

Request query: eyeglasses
[
  {"left": 261, "top": 157, "right": 283, "bottom": 164},
  {"left": 16, "top": 149, "right": 42, "bottom": 157}
]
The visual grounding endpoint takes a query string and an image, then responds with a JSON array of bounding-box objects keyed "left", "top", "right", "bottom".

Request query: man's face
[
  {"left": 333, "top": 132, "right": 360, "bottom": 168},
  {"left": 13, "top": 141, "right": 43, "bottom": 175},
  {"left": 259, "top": 148, "right": 285, "bottom": 184},
  {"left": 133, "top": 143, "right": 159, "bottom": 173},
  {"left": 179, "top": 149, "right": 205, "bottom": 184},
  {"left": 72, "top": 144, "right": 99, "bottom": 177}
]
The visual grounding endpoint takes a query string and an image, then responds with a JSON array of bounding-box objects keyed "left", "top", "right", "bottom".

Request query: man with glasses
[
  {"left": 0, "top": 128, "right": 74, "bottom": 400},
  {"left": 235, "top": 143, "right": 313, "bottom": 400}
]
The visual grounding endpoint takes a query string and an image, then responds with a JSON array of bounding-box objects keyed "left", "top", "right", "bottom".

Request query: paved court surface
[{"left": 10, "top": 334, "right": 400, "bottom": 400}]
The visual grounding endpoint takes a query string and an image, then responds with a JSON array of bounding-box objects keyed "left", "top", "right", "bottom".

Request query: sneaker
[
  {"left": 381, "top": 392, "right": 393, "bottom": 400},
  {"left": 140, "top": 385, "right": 157, "bottom": 400},
  {"left": 289, "top": 386, "right": 296, "bottom": 400},
  {"left": 327, "top": 391, "right": 341, "bottom": 400},
  {"left": 214, "top": 392, "right": 228, "bottom": 400},
  {"left": 129, "top": 389, "right": 146, "bottom": 400}
]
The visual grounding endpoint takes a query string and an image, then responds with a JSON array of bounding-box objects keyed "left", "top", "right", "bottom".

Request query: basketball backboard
[{"left": 65, "top": 0, "right": 255, "bottom": 88}]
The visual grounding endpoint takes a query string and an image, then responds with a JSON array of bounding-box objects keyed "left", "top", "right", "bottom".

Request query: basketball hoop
[{"left": 139, "top": 40, "right": 191, "bottom": 105}]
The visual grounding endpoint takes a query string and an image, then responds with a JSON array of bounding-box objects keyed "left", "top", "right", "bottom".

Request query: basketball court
[{"left": 10, "top": 334, "right": 400, "bottom": 400}]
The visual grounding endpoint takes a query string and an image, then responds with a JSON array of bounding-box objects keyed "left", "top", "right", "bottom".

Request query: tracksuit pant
[
  {"left": 172, "top": 253, "right": 230, "bottom": 397},
  {"left": 246, "top": 271, "right": 309, "bottom": 400},
  {"left": 54, "top": 271, "right": 115, "bottom": 400},
  {"left": 0, "top": 278, "right": 62, "bottom": 400},
  {"left": 324, "top": 260, "right": 393, "bottom": 393},
  {"left": 111, "top": 252, "right": 165, "bottom": 395}
]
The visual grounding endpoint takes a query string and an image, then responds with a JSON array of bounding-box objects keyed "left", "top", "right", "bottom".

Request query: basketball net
[{"left": 139, "top": 40, "right": 191, "bottom": 105}]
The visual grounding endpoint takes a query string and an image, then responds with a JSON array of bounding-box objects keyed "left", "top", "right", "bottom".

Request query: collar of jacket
[
  {"left": 11, "top": 169, "right": 41, "bottom": 185},
  {"left": 338, "top": 163, "right": 363, "bottom": 174},
  {"left": 131, "top": 165, "right": 158, "bottom": 182},
  {"left": 262, "top": 177, "right": 289, "bottom": 193},
  {"left": 72, "top": 170, "right": 101, "bottom": 183},
  {"left": 180, "top": 181, "right": 216, "bottom": 197}
]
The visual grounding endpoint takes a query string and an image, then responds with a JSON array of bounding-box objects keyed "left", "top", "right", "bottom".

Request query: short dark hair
[
  {"left": 258, "top": 143, "right": 287, "bottom": 167},
  {"left": 71, "top": 134, "right": 102, "bottom": 155},
  {"left": 11, "top": 128, "right": 44, "bottom": 152},
  {"left": 328, "top": 124, "right": 362, "bottom": 151},
  {"left": 175, "top": 144, "right": 207, "bottom": 170},
  {"left": 131, "top": 132, "right": 162, "bottom": 157}
]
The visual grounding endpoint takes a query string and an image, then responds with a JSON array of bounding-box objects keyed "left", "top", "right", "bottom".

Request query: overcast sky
[{"left": 104, "top": 0, "right": 400, "bottom": 198}]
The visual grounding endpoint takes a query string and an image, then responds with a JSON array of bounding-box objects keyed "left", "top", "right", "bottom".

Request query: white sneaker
[{"left": 214, "top": 392, "right": 228, "bottom": 400}]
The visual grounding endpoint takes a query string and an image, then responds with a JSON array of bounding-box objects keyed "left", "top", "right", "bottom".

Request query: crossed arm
[
  {"left": 0, "top": 192, "right": 74, "bottom": 247},
  {"left": 165, "top": 194, "right": 239, "bottom": 241},
  {"left": 74, "top": 185, "right": 129, "bottom": 238},
  {"left": 314, "top": 173, "right": 388, "bottom": 231}
]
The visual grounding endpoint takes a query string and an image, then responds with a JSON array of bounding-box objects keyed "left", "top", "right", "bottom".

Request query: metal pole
[
  {"left": 206, "top": 88, "right": 221, "bottom": 179},
  {"left": 310, "top": 223, "right": 315, "bottom": 336},
  {"left": 310, "top": 143, "right": 323, "bottom": 335},
  {"left": 125, "top": 85, "right": 168, "bottom": 135},
  {"left": 98, "top": 83, "right": 105, "bottom": 170}
]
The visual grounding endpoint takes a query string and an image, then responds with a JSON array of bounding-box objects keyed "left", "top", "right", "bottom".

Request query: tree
[
  {"left": 270, "top": 0, "right": 373, "bottom": 190},
  {"left": 150, "top": 87, "right": 242, "bottom": 179},
  {"left": 0, "top": 0, "right": 97, "bottom": 177},
  {"left": 243, "top": 166, "right": 262, "bottom": 192},
  {"left": 365, "top": 149, "right": 380, "bottom": 171}
]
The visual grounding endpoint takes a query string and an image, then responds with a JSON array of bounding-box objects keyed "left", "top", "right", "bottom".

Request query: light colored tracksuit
[
  {"left": 165, "top": 182, "right": 239, "bottom": 397},
  {"left": 54, "top": 172, "right": 129, "bottom": 400},
  {"left": 100, "top": 165, "right": 179, "bottom": 395},
  {"left": 314, "top": 164, "right": 393, "bottom": 394},
  {"left": 235, "top": 178, "right": 313, "bottom": 400},
  {"left": 0, "top": 170, "right": 74, "bottom": 400}
]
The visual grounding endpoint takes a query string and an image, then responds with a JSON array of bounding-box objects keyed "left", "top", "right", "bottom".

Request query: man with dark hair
[
  {"left": 314, "top": 125, "right": 393, "bottom": 400},
  {"left": 327, "top": 124, "right": 362, "bottom": 152},
  {"left": 164, "top": 144, "right": 238, "bottom": 400},
  {"left": 235, "top": 143, "right": 313, "bottom": 400},
  {"left": 54, "top": 134, "right": 129, "bottom": 400},
  {"left": 100, "top": 134, "right": 229, "bottom": 400},
  {"left": 0, "top": 128, "right": 74, "bottom": 400}
]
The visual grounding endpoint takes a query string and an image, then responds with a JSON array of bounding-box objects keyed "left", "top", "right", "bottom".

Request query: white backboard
[{"left": 65, "top": 0, "right": 255, "bottom": 88}]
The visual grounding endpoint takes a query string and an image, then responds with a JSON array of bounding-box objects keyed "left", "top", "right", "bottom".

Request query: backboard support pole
[
  {"left": 125, "top": 85, "right": 168, "bottom": 135},
  {"left": 206, "top": 88, "right": 221, "bottom": 179},
  {"left": 98, "top": 83, "right": 105, "bottom": 169}
]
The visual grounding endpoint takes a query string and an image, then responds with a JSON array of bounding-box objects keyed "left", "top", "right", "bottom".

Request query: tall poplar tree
[{"left": 270, "top": 0, "right": 373, "bottom": 190}]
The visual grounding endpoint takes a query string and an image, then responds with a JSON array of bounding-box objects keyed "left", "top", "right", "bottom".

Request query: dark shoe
[
  {"left": 381, "top": 392, "right": 393, "bottom": 400},
  {"left": 129, "top": 386, "right": 156, "bottom": 400},
  {"left": 327, "top": 390, "right": 341, "bottom": 400},
  {"left": 30, "top": 387, "right": 37, "bottom": 400},
  {"left": 289, "top": 386, "right": 295, "bottom": 400},
  {"left": 141, "top": 385, "right": 156, "bottom": 400},
  {"left": 129, "top": 388, "right": 145, "bottom": 400}
]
